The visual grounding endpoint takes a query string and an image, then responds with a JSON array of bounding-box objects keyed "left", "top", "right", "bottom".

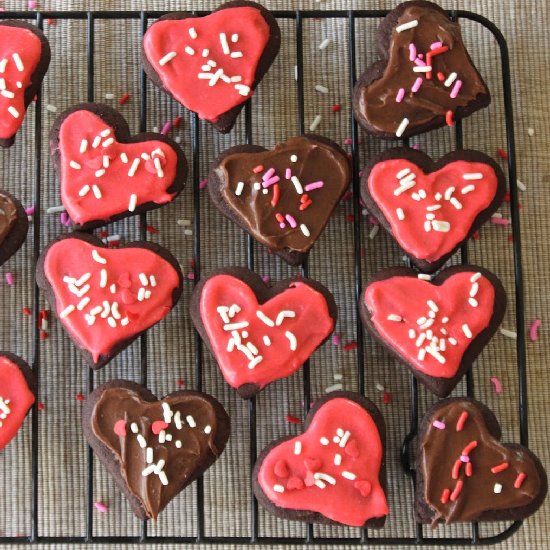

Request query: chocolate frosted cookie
[
  {"left": 83, "top": 380, "right": 230, "bottom": 520},
  {"left": 353, "top": 1, "right": 490, "bottom": 138},
  {"left": 36, "top": 233, "right": 183, "bottom": 370},
  {"left": 361, "top": 148, "right": 506, "bottom": 273},
  {"left": 360, "top": 266, "right": 506, "bottom": 397},
  {"left": 253, "top": 392, "right": 388, "bottom": 527},
  {"left": 0, "top": 353, "right": 36, "bottom": 450},
  {"left": 417, "top": 398, "right": 547, "bottom": 526},
  {"left": 49, "top": 103, "right": 187, "bottom": 231},
  {"left": 207, "top": 135, "right": 351, "bottom": 266},
  {"left": 190, "top": 267, "right": 337, "bottom": 398},
  {"left": 0, "top": 21, "right": 51, "bottom": 148},
  {"left": 0, "top": 190, "right": 29, "bottom": 267},
  {"left": 142, "top": 1, "right": 281, "bottom": 133}
]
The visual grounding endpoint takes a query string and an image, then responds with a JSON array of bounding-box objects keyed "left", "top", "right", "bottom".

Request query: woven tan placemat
[{"left": 0, "top": 0, "right": 548, "bottom": 548}]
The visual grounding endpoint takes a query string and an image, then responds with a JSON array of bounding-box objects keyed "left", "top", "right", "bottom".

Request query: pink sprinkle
[
  {"left": 490, "top": 376, "right": 503, "bottom": 394},
  {"left": 262, "top": 167, "right": 276, "bottom": 181},
  {"left": 28, "top": 0, "right": 37, "bottom": 9},
  {"left": 411, "top": 77, "right": 423, "bottom": 93},
  {"left": 409, "top": 43, "right": 417, "bottom": 61},
  {"left": 262, "top": 175, "right": 280, "bottom": 188},
  {"left": 279, "top": 222, "right": 285, "bottom": 229},
  {"left": 25, "top": 206, "right": 35, "bottom": 216},
  {"left": 417, "top": 53, "right": 424, "bottom": 59},
  {"left": 431, "top": 41, "right": 443, "bottom": 49},
  {"left": 60, "top": 212, "right": 71, "bottom": 226},
  {"left": 396, "top": 88, "right": 405, "bottom": 103},
  {"left": 285, "top": 214, "right": 297, "bottom": 228},
  {"left": 491, "top": 216, "right": 511, "bottom": 226},
  {"left": 304, "top": 181, "right": 324, "bottom": 192},
  {"left": 369, "top": 215, "right": 379, "bottom": 225},
  {"left": 332, "top": 334, "right": 341, "bottom": 346},
  {"left": 412, "top": 144, "right": 420, "bottom": 150},
  {"left": 529, "top": 319, "right": 541, "bottom": 342},
  {"left": 5, "top": 272, "right": 14, "bottom": 285},
  {"left": 285, "top": 168, "right": 292, "bottom": 179},
  {"left": 94, "top": 501, "right": 108, "bottom": 513},
  {"left": 160, "top": 121, "right": 172, "bottom": 135},
  {"left": 344, "top": 138, "right": 352, "bottom": 145},
  {"left": 261, "top": 275, "right": 270, "bottom": 283},
  {"left": 186, "top": 272, "right": 195, "bottom": 280},
  {"left": 460, "top": 454, "right": 470, "bottom": 463},
  {"left": 450, "top": 79, "right": 463, "bottom": 99},
  {"left": 414, "top": 57, "right": 427, "bottom": 67},
  {"left": 199, "top": 179, "right": 207, "bottom": 189},
  {"left": 432, "top": 420, "right": 445, "bottom": 430}
]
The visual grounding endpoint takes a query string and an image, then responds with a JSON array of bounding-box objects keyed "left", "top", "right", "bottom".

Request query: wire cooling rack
[{"left": 0, "top": 7, "right": 526, "bottom": 546}]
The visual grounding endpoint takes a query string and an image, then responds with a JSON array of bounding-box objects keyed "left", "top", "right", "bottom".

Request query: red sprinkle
[
  {"left": 186, "top": 272, "right": 195, "bottom": 281},
  {"left": 452, "top": 459, "right": 462, "bottom": 480},
  {"left": 75, "top": 393, "right": 85, "bottom": 401},
  {"left": 22, "top": 307, "right": 32, "bottom": 316},
  {"left": 450, "top": 479, "right": 464, "bottom": 501},
  {"left": 508, "top": 234, "right": 514, "bottom": 242},
  {"left": 346, "top": 214, "right": 355, "bottom": 223},
  {"left": 146, "top": 225, "right": 158, "bottom": 234},
  {"left": 152, "top": 420, "right": 169, "bottom": 435},
  {"left": 99, "top": 230, "right": 109, "bottom": 238},
  {"left": 343, "top": 341, "right": 358, "bottom": 352},
  {"left": 466, "top": 462, "right": 473, "bottom": 477},
  {"left": 497, "top": 148, "right": 508, "bottom": 160},
  {"left": 331, "top": 104, "right": 341, "bottom": 113},
  {"left": 271, "top": 184, "right": 280, "bottom": 207},
  {"left": 172, "top": 116, "right": 183, "bottom": 128},
  {"left": 199, "top": 179, "right": 208, "bottom": 189},
  {"left": 383, "top": 392, "right": 392, "bottom": 405},
  {"left": 504, "top": 192, "right": 511, "bottom": 202},
  {"left": 490, "top": 376, "right": 503, "bottom": 394},
  {"left": 118, "top": 93, "right": 130, "bottom": 105},
  {"left": 440, "top": 488, "right": 451, "bottom": 504},
  {"left": 176, "top": 379, "right": 185, "bottom": 388},
  {"left": 37, "top": 402, "right": 45, "bottom": 411},
  {"left": 456, "top": 411, "right": 469, "bottom": 431},
  {"left": 514, "top": 472, "right": 527, "bottom": 489},
  {"left": 341, "top": 190, "right": 353, "bottom": 202},
  {"left": 40, "top": 330, "right": 48, "bottom": 340},
  {"left": 252, "top": 165, "right": 264, "bottom": 174},
  {"left": 461, "top": 440, "right": 478, "bottom": 456},
  {"left": 491, "top": 462, "right": 509, "bottom": 474},
  {"left": 285, "top": 414, "right": 301, "bottom": 425},
  {"left": 275, "top": 213, "right": 285, "bottom": 223},
  {"left": 437, "top": 71, "right": 445, "bottom": 81},
  {"left": 473, "top": 231, "right": 480, "bottom": 240},
  {"left": 46, "top": 18, "right": 56, "bottom": 25},
  {"left": 445, "top": 110, "right": 454, "bottom": 126},
  {"left": 299, "top": 200, "right": 312, "bottom": 210}
]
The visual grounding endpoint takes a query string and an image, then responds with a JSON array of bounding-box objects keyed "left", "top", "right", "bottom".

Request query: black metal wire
[{"left": 0, "top": 7, "right": 526, "bottom": 545}]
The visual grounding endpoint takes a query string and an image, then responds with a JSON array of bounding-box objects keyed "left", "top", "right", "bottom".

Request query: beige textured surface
[{"left": 0, "top": 0, "right": 548, "bottom": 548}]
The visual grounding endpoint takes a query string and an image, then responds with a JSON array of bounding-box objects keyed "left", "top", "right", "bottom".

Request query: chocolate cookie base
[
  {"left": 35, "top": 232, "right": 184, "bottom": 370},
  {"left": 359, "top": 265, "right": 507, "bottom": 397},
  {"left": 252, "top": 391, "right": 387, "bottom": 528},
  {"left": 49, "top": 102, "right": 187, "bottom": 231},
  {"left": 0, "top": 190, "right": 29, "bottom": 267},
  {"left": 190, "top": 266, "right": 338, "bottom": 398}
]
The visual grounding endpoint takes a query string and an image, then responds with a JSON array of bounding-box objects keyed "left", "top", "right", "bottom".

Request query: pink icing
[
  {"left": 142, "top": 7, "right": 270, "bottom": 122},
  {"left": 0, "top": 26, "right": 42, "bottom": 139},
  {"left": 199, "top": 275, "right": 334, "bottom": 390},
  {"left": 368, "top": 159, "right": 498, "bottom": 261},
  {"left": 58, "top": 110, "right": 178, "bottom": 225},
  {"left": 43, "top": 238, "right": 180, "bottom": 362},
  {"left": 257, "top": 397, "right": 388, "bottom": 526},
  {"left": 364, "top": 272, "right": 495, "bottom": 379}
]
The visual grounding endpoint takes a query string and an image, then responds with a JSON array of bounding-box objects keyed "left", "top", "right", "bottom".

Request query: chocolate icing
[
  {"left": 91, "top": 387, "right": 223, "bottom": 519},
  {"left": 420, "top": 400, "right": 541, "bottom": 525},
  {"left": 217, "top": 136, "right": 350, "bottom": 253},
  {"left": 356, "top": 4, "right": 488, "bottom": 136},
  {"left": 0, "top": 193, "right": 17, "bottom": 245}
]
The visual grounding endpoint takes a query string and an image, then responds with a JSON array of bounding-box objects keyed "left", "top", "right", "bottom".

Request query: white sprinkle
[
  {"left": 309, "top": 114, "right": 322, "bottom": 132},
  {"left": 100, "top": 129, "right": 111, "bottom": 138},
  {"left": 263, "top": 335, "right": 271, "bottom": 346},
  {"left": 12, "top": 53, "right": 24, "bottom": 71},
  {"left": 342, "top": 471, "right": 356, "bottom": 480},
  {"left": 224, "top": 321, "right": 249, "bottom": 331},
  {"left": 325, "top": 383, "right": 343, "bottom": 393},
  {"left": 276, "top": 311, "right": 296, "bottom": 325},
  {"left": 230, "top": 76, "right": 242, "bottom": 82},
  {"left": 425, "top": 346, "right": 446, "bottom": 364},
  {"left": 128, "top": 194, "right": 137, "bottom": 212},
  {"left": 315, "top": 480, "right": 326, "bottom": 489},
  {"left": 159, "top": 51, "right": 177, "bottom": 66},
  {"left": 319, "top": 38, "right": 331, "bottom": 50},
  {"left": 397, "top": 168, "right": 411, "bottom": 179},
  {"left": 320, "top": 437, "right": 329, "bottom": 445},
  {"left": 0, "top": 60, "right": 6, "bottom": 73},
  {"left": 59, "top": 305, "right": 75, "bottom": 318},
  {"left": 314, "top": 472, "right": 336, "bottom": 485},
  {"left": 285, "top": 331, "right": 297, "bottom": 351},
  {"left": 528, "top": 127, "right": 534, "bottom": 136},
  {"left": 79, "top": 185, "right": 90, "bottom": 197},
  {"left": 415, "top": 333, "right": 426, "bottom": 347},
  {"left": 142, "top": 464, "right": 155, "bottom": 477},
  {"left": 334, "top": 373, "right": 343, "bottom": 380},
  {"left": 92, "top": 185, "right": 102, "bottom": 199},
  {"left": 444, "top": 186, "right": 455, "bottom": 200},
  {"left": 462, "top": 324, "right": 473, "bottom": 338},
  {"left": 444, "top": 72, "right": 458, "bottom": 87},
  {"left": 394, "top": 180, "right": 416, "bottom": 196},
  {"left": 0, "top": 78, "right": 5, "bottom": 90},
  {"left": 107, "top": 317, "right": 116, "bottom": 328},
  {"left": 256, "top": 310, "right": 274, "bottom": 327},
  {"left": 450, "top": 197, "right": 463, "bottom": 210},
  {"left": 137, "top": 435, "right": 146, "bottom": 448},
  {"left": 146, "top": 447, "right": 153, "bottom": 464},
  {"left": 413, "top": 66, "right": 432, "bottom": 73},
  {"left": 94, "top": 169, "right": 105, "bottom": 178},
  {"left": 396, "top": 207, "right": 405, "bottom": 220},
  {"left": 290, "top": 176, "right": 304, "bottom": 194},
  {"left": 139, "top": 273, "right": 149, "bottom": 286},
  {"left": 396, "top": 117, "right": 410, "bottom": 138},
  {"left": 471, "top": 272, "right": 482, "bottom": 283},
  {"left": 185, "top": 46, "right": 195, "bottom": 56},
  {"left": 69, "top": 160, "right": 81, "bottom": 170},
  {"left": 290, "top": 154, "right": 298, "bottom": 163},
  {"left": 111, "top": 302, "right": 121, "bottom": 320},
  {"left": 220, "top": 32, "right": 230, "bottom": 54},
  {"left": 91, "top": 249, "right": 107, "bottom": 264},
  {"left": 248, "top": 356, "right": 263, "bottom": 369},
  {"left": 173, "top": 411, "right": 182, "bottom": 430},
  {"left": 120, "top": 317, "right": 129, "bottom": 327},
  {"left": 77, "top": 297, "right": 90, "bottom": 311},
  {"left": 1, "top": 90, "right": 14, "bottom": 98},
  {"left": 418, "top": 348, "right": 426, "bottom": 361},
  {"left": 104, "top": 93, "right": 114, "bottom": 100},
  {"left": 517, "top": 179, "right": 527, "bottom": 191},
  {"left": 387, "top": 314, "right": 402, "bottom": 322},
  {"left": 208, "top": 69, "right": 224, "bottom": 86},
  {"left": 315, "top": 84, "right": 329, "bottom": 94},
  {"left": 500, "top": 328, "right": 517, "bottom": 339},
  {"left": 204, "top": 425, "right": 212, "bottom": 434},
  {"left": 339, "top": 430, "right": 351, "bottom": 448},
  {"left": 463, "top": 172, "right": 483, "bottom": 180},
  {"left": 396, "top": 19, "right": 418, "bottom": 32},
  {"left": 253, "top": 182, "right": 261, "bottom": 191},
  {"left": 230, "top": 51, "right": 243, "bottom": 58},
  {"left": 137, "top": 288, "right": 146, "bottom": 302},
  {"left": 494, "top": 483, "right": 503, "bottom": 494},
  {"left": 159, "top": 472, "right": 169, "bottom": 486},
  {"left": 427, "top": 300, "right": 439, "bottom": 312},
  {"left": 273, "top": 484, "right": 285, "bottom": 493},
  {"left": 186, "top": 415, "right": 196, "bottom": 428},
  {"left": 189, "top": 27, "right": 198, "bottom": 39},
  {"left": 369, "top": 225, "right": 379, "bottom": 240},
  {"left": 469, "top": 298, "right": 478, "bottom": 307},
  {"left": 334, "top": 454, "right": 342, "bottom": 466},
  {"left": 130, "top": 422, "right": 139, "bottom": 433},
  {"left": 300, "top": 224, "right": 311, "bottom": 237},
  {"left": 246, "top": 342, "right": 259, "bottom": 355},
  {"left": 409, "top": 328, "right": 416, "bottom": 339},
  {"left": 432, "top": 220, "right": 451, "bottom": 232},
  {"left": 294, "top": 441, "right": 302, "bottom": 455},
  {"left": 462, "top": 184, "right": 476, "bottom": 194},
  {"left": 235, "top": 181, "right": 245, "bottom": 196},
  {"left": 128, "top": 158, "right": 140, "bottom": 177}
]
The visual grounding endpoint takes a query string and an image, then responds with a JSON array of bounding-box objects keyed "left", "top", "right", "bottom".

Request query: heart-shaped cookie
[
  {"left": 361, "top": 148, "right": 506, "bottom": 273},
  {"left": 0, "top": 189, "right": 29, "bottom": 267},
  {"left": 353, "top": 1, "right": 490, "bottom": 138},
  {"left": 36, "top": 233, "right": 183, "bottom": 369},
  {"left": 83, "top": 380, "right": 230, "bottom": 520},
  {"left": 208, "top": 135, "right": 351, "bottom": 266},
  {"left": 0, "top": 21, "right": 50, "bottom": 148},
  {"left": 142, "top": 1, "right": 281, "bottom": 133},
  {"left": 253, "top": 392, "right": 388, "bottom": 527},
  {"left": 191, "top": 268, "right": 336, "bottom": 398},
  {"left": 0, "top": 353, "right": 36, "bottom": 450},
  {"left": 50, "top": 103, "right": 187, "bottom": 230},
  {"left": 360, "top": 266, "right": 506, "bottom": 397},
  {"left": 417, "top": 398, "right": 547, "bottom": 526}
]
